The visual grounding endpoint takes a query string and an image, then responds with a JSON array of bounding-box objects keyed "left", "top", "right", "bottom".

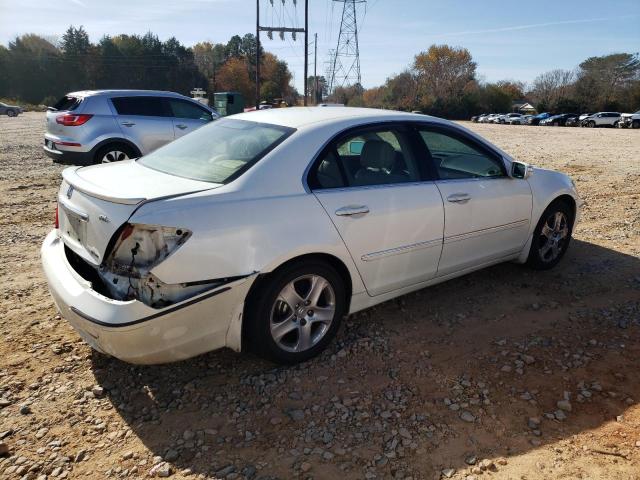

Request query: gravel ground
[{"left": 1, "top": 112, "right": 639, "bottom": 480}]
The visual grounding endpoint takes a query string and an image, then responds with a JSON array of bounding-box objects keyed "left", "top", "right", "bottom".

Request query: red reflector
[
  {"left": 120, "top": 224, "right": 134, "bottom": 241},
  {"left": 55, "top": 114, "right": 93, "bottom": 126},
  {"left": 54, "top": 141, "right": 82, "bottom": 147},
  {"left": 55, "top": 204, "right": 59, "bottom": 229}
]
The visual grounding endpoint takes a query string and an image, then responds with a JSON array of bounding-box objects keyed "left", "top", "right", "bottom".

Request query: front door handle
[
  {"left": 121, "top": 122, "right": 135, "bottom": 127},
  {"left": 447, "top": 193, "right": 471, "bottom": 204},
  {"left": 176, "top": 124, "right": 188, "bottom": 130},
  {"left": 335, "top": 205, "right": 369, "bottom": 216}
]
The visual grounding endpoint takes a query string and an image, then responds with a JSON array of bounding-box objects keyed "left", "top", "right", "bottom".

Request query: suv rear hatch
[
  {"left": 46, "top": 95, "right": 85, "bottom": 136},
  {"left": 58, "top": 160, "right": 220, "bottom": 266}
]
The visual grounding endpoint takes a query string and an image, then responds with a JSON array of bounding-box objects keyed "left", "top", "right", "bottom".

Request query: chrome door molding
[
  {"left": 361, "top": 238, "right": 442, "bottom": 262},
  {"left": 444, "top": 219, "right": 529, "bottom": 245}
]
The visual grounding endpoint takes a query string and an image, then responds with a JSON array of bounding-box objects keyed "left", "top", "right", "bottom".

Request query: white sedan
[{"left": 42, "top": 108, "right": 581, "bottom": 364}]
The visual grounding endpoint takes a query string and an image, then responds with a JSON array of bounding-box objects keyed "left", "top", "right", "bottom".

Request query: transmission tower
[{"left": 328, "top": 0, "right": 365, "bottom": 94}]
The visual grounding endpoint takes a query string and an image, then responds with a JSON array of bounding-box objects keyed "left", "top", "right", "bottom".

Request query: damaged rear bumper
[{"left": 41, "top": 231, "right": 255, "bottom": 364}]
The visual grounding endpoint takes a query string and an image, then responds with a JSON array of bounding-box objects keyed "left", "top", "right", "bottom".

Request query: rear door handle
[
  {"left": 447, "top": 193, "right": 471, "bottom": 204},
  {"left": 121, "top": 122, "right": 135, "bottom": 127},
  {"left": 335, "top": 205, "right": 369, "bottom": 216},
  {"left": 176, "top": 124, "right": 188, "bottom": 130}
]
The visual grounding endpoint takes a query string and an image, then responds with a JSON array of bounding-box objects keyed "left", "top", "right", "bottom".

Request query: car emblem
[
  {"left": 66, "top": 185, "right": 74, "bottom": 199},
  {"left": 98, "top": 214, "right": 110, "bottom": 223}
]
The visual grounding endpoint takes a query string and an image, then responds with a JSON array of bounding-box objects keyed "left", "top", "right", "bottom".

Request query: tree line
[
  {"left": 329, "top": 45, "right": 640, "bottom": 117},
  {"left": 0, "top": 26, "right": 296, "bottom": 106}
]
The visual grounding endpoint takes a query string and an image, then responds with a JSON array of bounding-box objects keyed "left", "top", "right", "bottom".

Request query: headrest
[{"left": 360, "top": 140, "right": 395, "bottom": 170}]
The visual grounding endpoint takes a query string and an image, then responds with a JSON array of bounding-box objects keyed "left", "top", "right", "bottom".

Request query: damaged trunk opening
[{"left": 64, "top": 223, "right": 243, "bottom": 308}]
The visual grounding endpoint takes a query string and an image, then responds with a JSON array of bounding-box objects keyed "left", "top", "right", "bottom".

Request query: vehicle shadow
[{"left": 92, "top": 239, "right": 640, "bottom": 479}]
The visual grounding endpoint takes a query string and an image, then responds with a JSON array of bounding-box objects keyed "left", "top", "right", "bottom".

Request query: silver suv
[{"left": 44, "top": 90, "right": 219, "bottom": 165}]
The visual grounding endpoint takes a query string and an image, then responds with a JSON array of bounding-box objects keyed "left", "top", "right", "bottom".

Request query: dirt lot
[{"left": 0, "top": 112, "right": 639, "bottom": 480}]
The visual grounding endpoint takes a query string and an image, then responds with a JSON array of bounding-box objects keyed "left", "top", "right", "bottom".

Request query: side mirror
[{"left": 511, "top": 161, "right": 532, "bottom": 179}]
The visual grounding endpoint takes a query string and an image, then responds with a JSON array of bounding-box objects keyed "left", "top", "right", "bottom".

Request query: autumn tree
[{"left": 413, "top": 45, "right": 476, "bottom": 112}]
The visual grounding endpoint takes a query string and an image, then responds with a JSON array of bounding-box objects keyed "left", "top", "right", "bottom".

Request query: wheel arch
[
  {"left": 90, "top": 138, "right": 142, "bottom": 161},
  {"left": 241, "top": 252, "right": 354, "bottom": 348}
]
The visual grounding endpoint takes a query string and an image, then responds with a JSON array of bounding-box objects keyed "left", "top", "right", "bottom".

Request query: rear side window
[
  {"left": 53, "top": 96, "right": 82, "bottom": 111},
  {"left": 111, "top": 97, "right": 166, "bottom": 117},
  {"left": 167, "top": 99, "right": 213, "bottom": 121}
]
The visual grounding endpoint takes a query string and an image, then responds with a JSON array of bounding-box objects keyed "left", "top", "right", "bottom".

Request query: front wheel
[
  {"left": 633, "top": 120, "right": 640, "bottom": 129},
  {"left": 6, "top": 109, "right": 16, "bottom": 117},
  {"left": 245, "top": 261, "right": 347, "bottom": 363},
  {"left": 527, "top": 202, "right": 573, "bottom": 270}
]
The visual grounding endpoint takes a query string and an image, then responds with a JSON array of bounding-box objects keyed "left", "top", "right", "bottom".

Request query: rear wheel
[
  {"left": 633, "top": 120, "right": 640, "bottom": 129},
  {"left": 94, "top": 143, "right": 137, "bottom": 164},
  {"left": 527, "top": 201, "right": 574, "bottom": 270},
  {"left": 588, "top": 121, "right": 596, "bottom": 128},
  {"left": 6, "top": 109, "right": 16, "bottom": 117},
  {"left": 245, "top": 261, "right": 346, "bottom": 364}
]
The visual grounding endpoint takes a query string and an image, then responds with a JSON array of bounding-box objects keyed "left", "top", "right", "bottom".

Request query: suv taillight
[
  {"left": 55, "top": 204, "right": 59, "bottom": 229},
  {"left": 55, "top": 114, "right": 93, "bottom": 126}
]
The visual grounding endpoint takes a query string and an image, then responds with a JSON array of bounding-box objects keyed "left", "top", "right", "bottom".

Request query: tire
[
  {"left": 244, "top": 260, "right": 347, "bottom": 364},
  {"left": 6, "top": 109, "right": 16, "bottom": 117},
  {"left": 526, "top": 201, "right": 574, "bottom": 270},
  {"left": 588, "top": 121, "right": 595, "bottom": 128},
  {"left": 633, "top": 120, "right": 640, "bottom": 129},
  {"left": 93, "top": 142, "right": 137, "bottom": 164}
]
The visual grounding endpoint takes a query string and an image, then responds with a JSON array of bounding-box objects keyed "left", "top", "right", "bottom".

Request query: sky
[{"left": 1, "top": 0, "right": 638, "bottom": 92}]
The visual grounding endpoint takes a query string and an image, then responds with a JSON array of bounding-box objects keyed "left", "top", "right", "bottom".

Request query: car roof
[
  {"left": 66, "top": 89, "right": 190, "bottom": 99},
  {"left": 231, "top": 106, "right": 439, "bottom": 129}
]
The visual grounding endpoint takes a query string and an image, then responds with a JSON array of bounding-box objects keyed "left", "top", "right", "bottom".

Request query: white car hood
[{"left": 58, "top": 161, "right": 220, "bottom": 266}]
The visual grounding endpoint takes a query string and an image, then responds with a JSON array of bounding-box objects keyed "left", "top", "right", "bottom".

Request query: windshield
[{"left": 139, "top": 118, "right": 294, "bottom": 184}]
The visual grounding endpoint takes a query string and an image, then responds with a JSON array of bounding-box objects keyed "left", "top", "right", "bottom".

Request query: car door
[
  {"left": 415, "top": 125, "right": 532, "bottom": 276},
  {"left": 309, "top": 124, "right": 444, "bottom": 296},
  {"left": 111, "top": 96, "right": 174, "bottom": 154},
  {"left": 166, "top": 98, "right": 215, "bottom": 139}
]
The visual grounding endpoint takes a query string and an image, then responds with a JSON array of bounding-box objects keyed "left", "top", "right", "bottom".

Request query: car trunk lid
[{"left": 58, "top": 161, "right": 220, "bottom": 266}]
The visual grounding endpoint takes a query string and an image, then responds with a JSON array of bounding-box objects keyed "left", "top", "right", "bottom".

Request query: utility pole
[
  {"left": 255, "top": 0, "right": 260, "bottom": 109},
  {"left": 256, "top": 0, "right": 308, "bottom": 108},
  {"left": 314, "top": 32, "right": 318, "bottom": 104},
  {"left": 328, "top": 0, "right": 365, "bottom": 95}
]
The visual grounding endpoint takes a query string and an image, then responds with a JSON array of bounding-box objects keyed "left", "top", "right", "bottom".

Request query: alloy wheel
[
  {"left": 101, "top": 150, "right": 130, "bottom": 163},
  {"left": 538, "top": 211, "right": 569, "bottom": 262},
  {"left": 269, "top": 274, "right": 336, "bottom": 353}
]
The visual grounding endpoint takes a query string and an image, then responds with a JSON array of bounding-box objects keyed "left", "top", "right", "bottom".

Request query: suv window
[
  {"left": 53, "top": 96, "right": 82, "bottom": 111},
  {"left": 418, "top": 128, "right": 505, "bottom": 179},
  {"left": 168, "top": 99, "right": 213, "bottom": 121},
  {"left": 309, "top": 127, "right": 420, "bottom": 189},
  {"left": 111, "top": 96, "right": 166, "bottom": 117}
]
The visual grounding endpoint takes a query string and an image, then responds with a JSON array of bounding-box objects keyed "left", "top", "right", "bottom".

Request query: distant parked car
[
  {"left": 564, "top": 116, "right": 580, "bottom": 127},
  {"left": 471, "top": 114, "right": 486, "bottom": 122},
  {"left": 479, "top": 114, "right": 498, "bottom": 123},
  {"left": 529, "top": 113, "right": 551, "bottom": 126},
  {"left": 43, "top": 90, "right": 219, "bottom": 165},
  {"left": 619, "top": 110, "right": 640, "bottom": 129},
  {"left": 581, "top": 112, "right": 621, "bottom": 128},
  {"left": 0, "top": 101, "right": 23, "bottom": 117},
  {"left": 500, "top": 113, "right": 526, "bottom": 124},
  {"left": 541, "top": 113, "right": 579, "bottom": 127}
]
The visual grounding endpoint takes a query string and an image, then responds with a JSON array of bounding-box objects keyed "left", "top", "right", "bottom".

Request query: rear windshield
[
  {"left": 53, "top": 96, "right": 82, "bottom": 111},
  {"left": 139, "top": 118, "right": 295, "bottom": 184}
]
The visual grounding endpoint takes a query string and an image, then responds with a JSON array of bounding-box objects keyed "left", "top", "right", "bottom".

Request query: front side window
[
  {"left": 309, "top": 127, "right": 420, "bottom": 189},
  {"left": 168, "top": 99, "right": 213, "bottom": 121},
  {"left": 419, "top": 129, "right": 505, "bottom": 180},
  {"left": 139, "top": 118, "right": 294, "bottom": 184},
  {"left": 111, "top": 96, "right": 166, "bottom": 117}
]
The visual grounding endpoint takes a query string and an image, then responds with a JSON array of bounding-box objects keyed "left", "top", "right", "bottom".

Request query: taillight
[
  {"left": 55, "top": 204, "right": 59, "bottom": 229},
  {"left": 55, "top": 114, "right": 93, "bottom": 126}
]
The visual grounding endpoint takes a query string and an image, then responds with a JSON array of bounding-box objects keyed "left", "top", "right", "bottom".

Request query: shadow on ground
[{"left": 92, "top": 239, "right": 640, "bottom": 479}]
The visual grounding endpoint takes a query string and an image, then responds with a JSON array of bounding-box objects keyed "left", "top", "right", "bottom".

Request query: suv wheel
[
  {"left": 587, "top": 120, "right": 595, "bottom": 128},
  {"left": 6, "top": 109, "right": 16, "bottom": 117},
  {"left": 94, "top": 143, "right": 137, "bottom": 164},
  {"left": 245, "top": 260, "right": 347, "bottom": 364},
  {"left": 633, "top": 120, "right": 640, "bottom": 129},
  {"left": 527, "top": 201, "right": 574, "bottom": 270}
]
